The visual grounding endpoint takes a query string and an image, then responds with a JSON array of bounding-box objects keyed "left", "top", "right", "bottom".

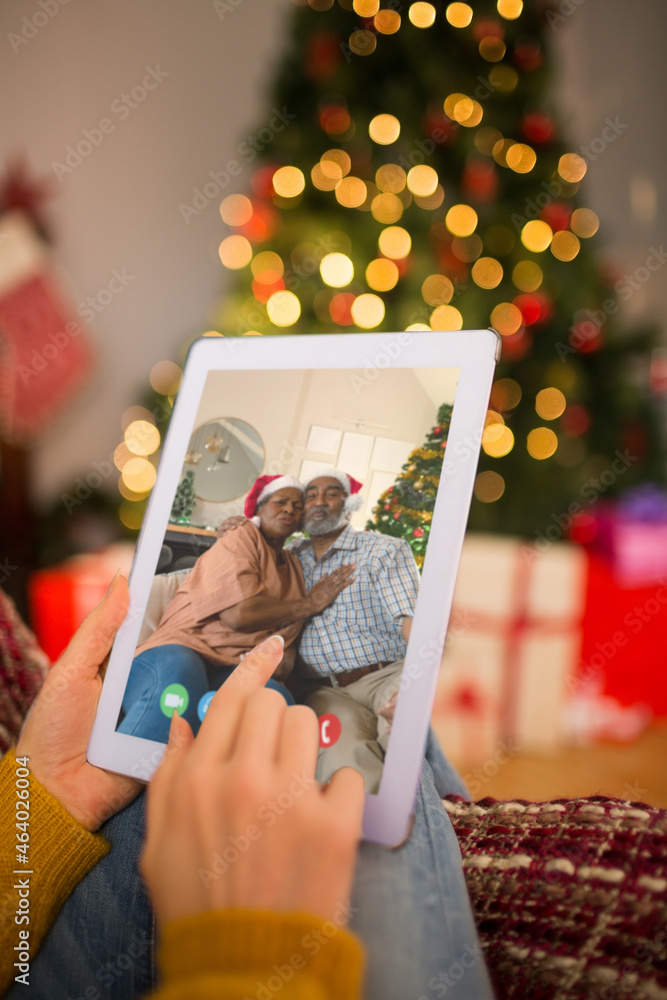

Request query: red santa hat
[
  {"left": 244, "top": 474, "right": 304, "bottom": 521},
  {"left": 302, "top": 468, "right": 364, "bottom": 513}
]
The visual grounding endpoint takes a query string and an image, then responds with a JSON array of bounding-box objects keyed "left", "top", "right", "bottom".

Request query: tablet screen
[{"left": 114, "top": 363, "right": 460, "bottom": 794}]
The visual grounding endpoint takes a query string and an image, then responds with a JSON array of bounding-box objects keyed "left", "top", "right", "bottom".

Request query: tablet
[{"left": 88, "top": 330, "right": 499, "bottom": 847}]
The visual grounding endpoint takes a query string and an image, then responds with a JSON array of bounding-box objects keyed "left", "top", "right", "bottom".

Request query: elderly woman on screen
[{"left": 118, "top": 474, "right": 354, "bottom": 742}]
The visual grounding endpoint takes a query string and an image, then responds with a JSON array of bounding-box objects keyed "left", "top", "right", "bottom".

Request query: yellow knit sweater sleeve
[
  {"left": 0, "top": 750, "right": 109, "bottom": 995},
  {"left": 152, "top": 909, "right": 365, "bottom": 1000}
]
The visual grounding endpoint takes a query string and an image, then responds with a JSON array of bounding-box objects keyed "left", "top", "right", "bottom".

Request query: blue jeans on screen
[
  {"left": 6, "top": 732, "right": 494, "bottom": 1000},
  {"left": 118, "top": 643, "right": 295, "bottom": 743}
]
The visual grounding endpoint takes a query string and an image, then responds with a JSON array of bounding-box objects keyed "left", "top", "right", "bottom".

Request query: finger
[
  {"left": 232, "top": 686, "right": 287, "bottom": 766},
  {"left": 54, "top": 575, "right": 129, "bottom": 683},
  {"left": 278, "top": 704, "right": 319, "bottom": 777},
  {"left": 146, "top": 711, "right": 194, "bottom": 832},
  {"left": 324, "top": 766, "right": 366, "bottom": 823},
  {"left": 196, "top": 635, "right": 285, "bottom": 758}
]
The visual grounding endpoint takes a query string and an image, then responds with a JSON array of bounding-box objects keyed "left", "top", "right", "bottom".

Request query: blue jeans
[
  {"left": 7, "top": 731, "right": 493, "bottom": 1000},
  {"left": 118, "top": 644, "right": 295, "bottom": 743}
]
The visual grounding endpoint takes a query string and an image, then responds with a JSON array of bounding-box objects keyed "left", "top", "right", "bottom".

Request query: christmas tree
[
  {"left": 205, "top": 0, "right": 664, "bottom": 538},
  {"left": 170, "top": 470, "right": 196, "bottom": 523},
  {"left": 367, "top": 403, "right": 452, "bottom": 567}
]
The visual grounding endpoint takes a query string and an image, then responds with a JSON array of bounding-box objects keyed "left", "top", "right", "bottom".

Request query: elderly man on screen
[{"left": 292, "top": 469, "right": 419, "bottom": 793}]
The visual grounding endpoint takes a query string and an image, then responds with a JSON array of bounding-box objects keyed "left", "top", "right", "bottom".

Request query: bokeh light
[
  {"left": 311, "top": 161, "right": 342, "bottom": 191},
  {"left": 251, "top": 251, "right": 284, "bottom": 283},
  {"left": 482, "top": 424, "right": 515, "bottom": 457},
  {"left": 422, "top": 274, "right": 454, "bottom": 306},
  {"left": 414, "top": 185, "right": 445, "bottom": 210},
  {"left": 267, "top": 290, "right": 301, "bottom": 326},
  {"left": 121, "top": 457, "right": 157, "bottom": 493},
  {"left": 445, "top": 204, "right": 478, "bottom": 237},
  {"left": 378, "top": 226, "right": 412, "bottom": 259},
  {"left": 407, "top": 165, "right": 439, "bottom": 197},
  {"left": 349, "top": 29, "right": 377, "bottom": 55},
  {"left": 376, "top": 163, "right": 407, "bottom": 193},
  {"left": 430, "top": 305, "right": 463, "bottom": 330},
  {"left": 371, "top": 192, "right": 404, "bottom": 223},
  {"left": 322, "top": 149, "right": 351, "bottom": 175},
  {"left": 497, "top": 0, "right": 523, "bottom": 17},
  {"left": 445, "top": 3, "right": 473, "bottom": 27},
  {"left": 521, "top": 220, "right": 553, "bottom": 252},
  {"left": 375, "top": 9, "right": 401, "bottom": 32},
  {"left": 472, "top": 257, "right": 503, "bottom": 289},
  {"left": 490, "top": 302, "right": 523, "bottom": 335},
  {"left": 369, "top": 114, "right": 401, "bottom": 145},
  {"left": 125, "top": 420, "right": 160, "bottom": 457},
  {"left": 506, "top": 143, "right": 536, "bottom": 173},
  {"left": 351, "top": 293, "right": 385, "bottom": 328},
  {"left": 536, "top": 388, "right": 566, "bottom": 420},
  {"left": 220, "top": 194, "right": 253, "bottom": 226},
  {"left": 366, "top": 258, "right": 400, "bottom": 291},
  {"left": 320, "top": 252, "right": 354, "bottom": 287},
  {"left": 272, "top": 166, "right": 305, "bottom": 198},
  {"left": 150, "top": 360, "right": 182, "bottom": 396},
  {"left": 558, "top": 153, "right": 587, "bottom": 183},
  {"left": 218, "top": 235, "right": 252, "bottom": 269},
  {"left": 479, "top": 37, "right": 506, "bottom": 61},
  {"left": 490, "top": 377, "right": 522, "bottom": 411},
  {"left": 474, "top": 470, "right": 506, "bottom": 502},
  {"left": 570, "top": 208, "right": 600, "bottom": 238},
  {"left": 408, "top": 2, "right": 436, "bottom": 27},
  {"left": 512, "top": 260, "right": 543, "bottom": 291},
  {"left": 452, "top": 234, "right": 483, "bottom": 262},
  {"left": 335, "top": 176, "right": 367, "bottom": 208},
  {"left": 527, "top": 427, "right": 558, "bottom": 459},
  {"left": 353, "top": 0, "right": 379, "bottom": 13},
  {"left": 551, "top": 230, "right": 581, "bottom": 261}
]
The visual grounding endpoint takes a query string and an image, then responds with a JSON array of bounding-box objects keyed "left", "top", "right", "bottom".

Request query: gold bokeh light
[
  {"left": 479, "top": 37, "right": 506, "bottom": 61},
  {"left": 407, "top": 165, "right": 439, "bottom": 197},
  {"left": 353, "top": 0, "right": 379, "bottom": 14},
  {"left": 366, "top": 258, "right": 399, "bottom": 291},
  {"left": 512, "top": 260, "right": 543, "bottom": 291},
  {"left": 378, "top": 225, "right": 412, "bottom": 259},
  {"left": 322, "top": 149, "right": 351, "bottom": 175},
  {"left": 251, "top": 251, "right": 284, "bottom": 283},
  {"left": 497, "top": 0, "right": 523, "bottom": 18},
  {"left": 414, "top": 185, "right": 445, "bottom": 210},
  {"left": 267, "top": 290, "right": 301, "bottom": 326},
  {"left": 408, "top": 2, "right": 436, "bottom": 27},
  {"left": 536, "top": 387, "right": 566, "bottom": 420},
  {"left": 490, "top": 377, "right": 522, "bottom": 411},
  {"left": 570, "top": 208, "right": 600, "bottom": 238},
  {"left": 445, "top": 2, "right": 473, "bottom": 27},
  {"left": 218, "top": 235, "right": 252, "bottom": 269},
  {"left": 272, "top": 166, "right": 306, "bottom": 198},
  {"left": 527, "top": 427, "right": 558, "bottom": 460},
  {"left": 311, "top": 162, "right": 342, "bottom": 191},
  {"left": 445, "top": 204, "right": 478, "bottom": 237},
  {"left": 320, "top": 252, "right": 354, "bottom": 287},
  {"left": 474, "top": 470, "right": 506, "bottom": 502},
  {"left": 220, "top": 194, "right": 253, "bottom": 226},
  {"left": 472, "top": 257, "right": 503, "bottom": 289},
  {"left": 490, "top": 302, "right": 523, "bottom": 335},
  {"left": 551, "top": 230, "right": 581, "bottom": 261},
  {"left": 335, "top": 176, "right": 367, "bottom": 208},
  {"left": 371, "top": 193, "right": 404, "bottom": 224},
  {"left": 506, "top": 143, "right": 537, "bottom": 173},
  {"left": 521, "top": 220, "right": 553, "bottom": 252},
  {"left": 122, "top": 457, "right": 157, "bottom": 494},
  {"left": 558, "top": 153, "right": 587, "bottom": 183},
  {"left": 351, "top": 293, "right": 385, "bottom": 329},
  {"left": 376, "top": 163, "right": 407, "bottom": 193},
  {"left": 150, "top": 360, "right": 182, "bottom": 396},
  {"left": 482, "top": 424, "right": 515, "bottom": 458},
  {"left": 375, "top": 9, "right": 401, "bottom": 32},
  {"left": 125, "top": 420, "right": 160, "bottom": 457},
  {"left": 430, "top": 305, "right": 463, "bottom": 330},
  {"left": 369, "top": 114, "right": 401, "bottom": 145},
  {"left": 422, "top": 274, "right": 454, "bottom": 306}
]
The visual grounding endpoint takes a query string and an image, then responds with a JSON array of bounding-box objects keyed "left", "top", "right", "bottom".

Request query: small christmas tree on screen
[{"left": 171, "top": 471, "right": 196, "bottom": 523}]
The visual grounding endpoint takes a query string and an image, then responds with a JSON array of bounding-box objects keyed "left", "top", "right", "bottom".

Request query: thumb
[{"left": 54, "top": 574, "right": 130, "bottom": 683}]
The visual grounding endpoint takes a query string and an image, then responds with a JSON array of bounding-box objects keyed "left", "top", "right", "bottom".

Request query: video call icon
[
  {"left": 159, "top": 683, "right": 189, "bottom": 718},
  {"left": 318, "top": 713, "right": 341, "bottom": 748}
]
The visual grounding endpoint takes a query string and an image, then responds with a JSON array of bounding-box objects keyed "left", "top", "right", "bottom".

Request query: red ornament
[
  {"left": 433, "top": 426, "right": 442, "bottom": 434},
  {"left": 462, "top": 159, "right": 499, "bottom": 203},
  {"left": 513, "top": 293, "right": 541, "bottom": 326},
  {"left": 384, "top": 504, "right": 390, "bottom": 510},
  {"left": 393, "top": 511, "right": 401, "bottom": 520},
  {"left": 329, "top": 292, "right": 355, "bottom": 326},
  {"left": 440, "top": 441, "right": 447, "bottom": 449},
  {"left": 568, "top": 512, "right": 597, "bottom": 545},
  {"left": 560, "top": 405, "right": 590, "bottom": 437},
  {"left": 413, "top": 527, "right": 425, "bottom": 538}
]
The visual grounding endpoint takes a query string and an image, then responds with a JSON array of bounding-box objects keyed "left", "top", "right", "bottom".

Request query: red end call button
[{"left": 318, "top": 713, "right": 341, "bottom": 748}]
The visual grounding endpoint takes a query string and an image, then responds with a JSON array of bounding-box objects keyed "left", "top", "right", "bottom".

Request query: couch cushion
[
  {"left": 137, "top": 569, "right": 192, "bottom": 645},
  {"left": 444, "top": 794, "right": 667, "bottom": 998}
]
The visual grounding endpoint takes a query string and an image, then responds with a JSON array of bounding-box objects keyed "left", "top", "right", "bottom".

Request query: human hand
[
  {"left": 141, "top": 634, "right": 365, "bottom": 927},
  {"left": 16, "top": 575, "right": 142, "bottom": 832},
  {"left": 217, "top": 515, "right": 247, "bottom": 537},
  {"left": 305, "top": 563, "right": 356, "bottom": 615}
]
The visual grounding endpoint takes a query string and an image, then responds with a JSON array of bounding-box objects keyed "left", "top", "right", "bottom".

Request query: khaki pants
[{"left": 297, "top": 660, "right": 404, "bottom": 794}]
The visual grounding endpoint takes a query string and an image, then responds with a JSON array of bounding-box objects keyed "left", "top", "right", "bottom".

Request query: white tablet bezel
[{"left": 88, "top": 330, "right": 499, "bottom": 847}]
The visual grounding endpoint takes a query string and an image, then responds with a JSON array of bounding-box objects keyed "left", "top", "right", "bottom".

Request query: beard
[{"left": 304, "top": 505, "right": 349, "bottom": 536}]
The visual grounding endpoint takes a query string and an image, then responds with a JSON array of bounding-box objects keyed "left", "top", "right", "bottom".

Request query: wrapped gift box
[
  {"left": 28, "top": 544, "right": 135, "bottom": 662},
  {"left": 432, "top": 533, "right": 587, "bottom": 763},
  {"left": 592, "top": 489, "right": 667, "bottom": 588}
]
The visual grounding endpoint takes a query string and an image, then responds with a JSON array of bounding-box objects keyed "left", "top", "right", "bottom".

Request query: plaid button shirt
[{"left": 288, "top": 524, "right": 419, "bottom": 677}]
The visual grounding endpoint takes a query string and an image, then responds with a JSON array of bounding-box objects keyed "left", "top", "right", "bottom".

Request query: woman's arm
[{"left": 219, "top": 563, "right": 355, "bottom": 632}]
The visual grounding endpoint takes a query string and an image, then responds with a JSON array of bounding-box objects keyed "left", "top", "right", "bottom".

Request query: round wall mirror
[{"left": 183, "top": 417, "right": 264, "bottom": 503}]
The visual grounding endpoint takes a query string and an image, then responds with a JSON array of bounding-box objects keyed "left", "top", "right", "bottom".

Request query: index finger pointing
[{"left": 195, "top": 635, "right": 285, "bottom": 756}]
